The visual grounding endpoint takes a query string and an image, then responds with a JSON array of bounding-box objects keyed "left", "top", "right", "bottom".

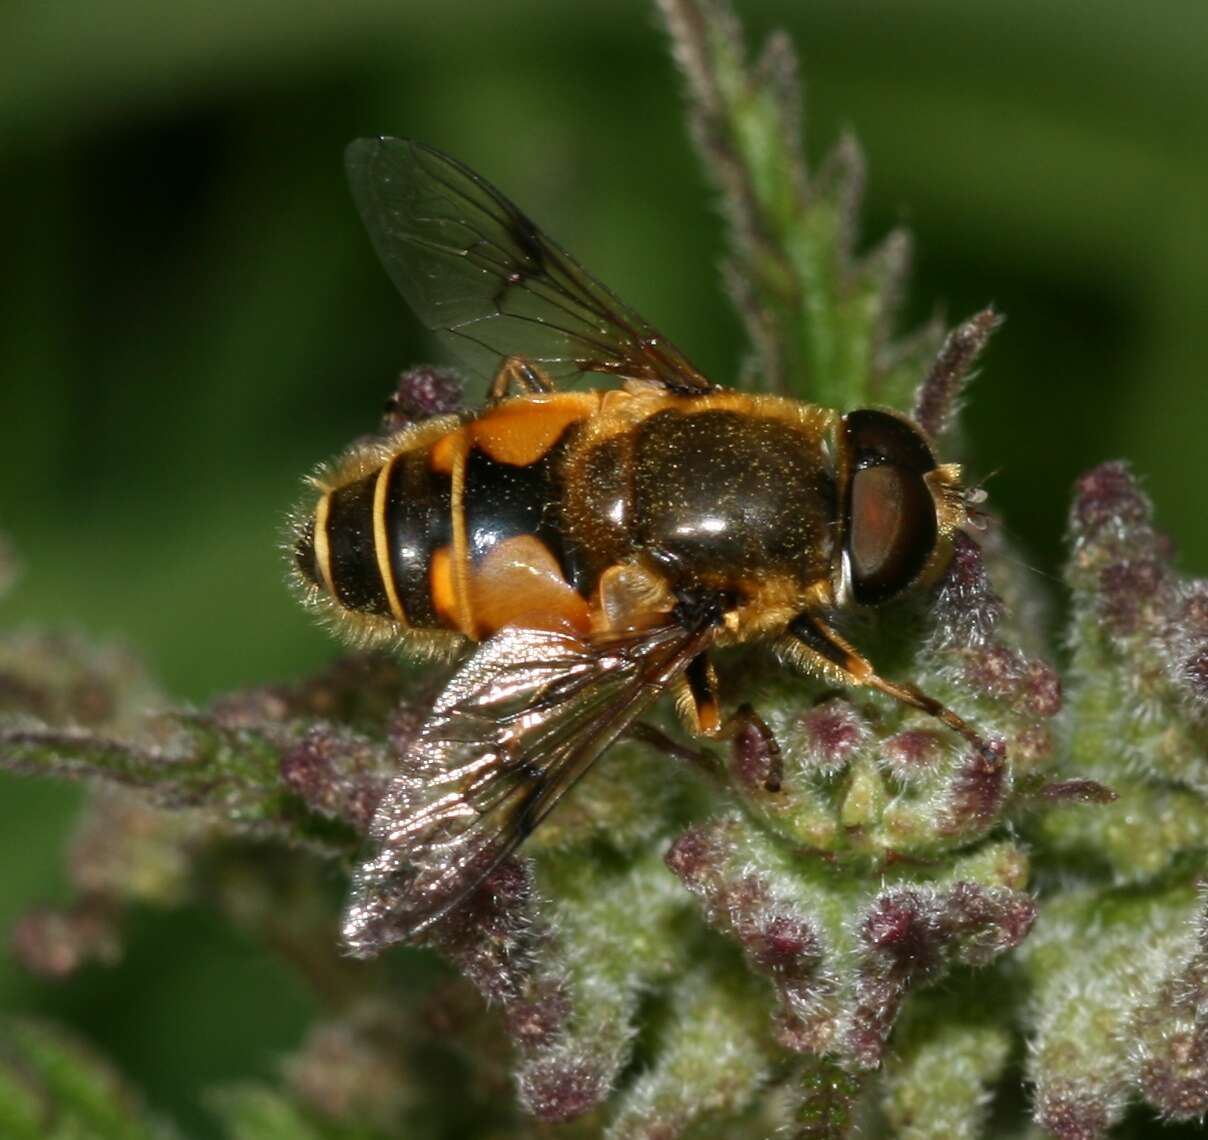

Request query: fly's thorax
[
  {"left": 562, "top": 394, "right": 840, "bottom": 603},
  {"left": 558, "top": 424, "right": 637, "bottom": 590},
  {"left": 630, "top": 402, "right": 839, "bottom": 587}
]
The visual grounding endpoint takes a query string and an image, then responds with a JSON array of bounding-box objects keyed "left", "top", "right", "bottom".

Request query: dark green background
[{"left": 2, "top": 0, "right": 1206, "bottom": 1132}]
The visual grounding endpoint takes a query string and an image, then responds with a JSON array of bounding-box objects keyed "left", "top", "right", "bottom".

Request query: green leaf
[
  {"left": 657, "top": 0, "right": 937, "bottom": 408},
  {"left": 211, "top": 1086, "right": 384, "bottom": 1140},
  {"left": 0, "top": 1020, "right": 174, "bottom": 1140}
]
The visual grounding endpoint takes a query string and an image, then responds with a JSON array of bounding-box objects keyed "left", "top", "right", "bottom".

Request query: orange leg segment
[{"left": 675, "top": 651, "right": 783, "bottom": 793}]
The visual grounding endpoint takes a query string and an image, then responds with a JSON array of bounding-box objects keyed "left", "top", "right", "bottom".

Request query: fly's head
[{"left": 836, "top": 408, "right": 969, "bottom": 608}]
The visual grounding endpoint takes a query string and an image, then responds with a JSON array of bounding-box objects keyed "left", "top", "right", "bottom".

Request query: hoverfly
[{"left": 290, "top": 138, "right": 991, "bottom": 953}]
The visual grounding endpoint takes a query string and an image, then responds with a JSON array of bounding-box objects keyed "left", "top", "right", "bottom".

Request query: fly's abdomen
[
  {"left": 293, "top": 445, "right": 452, "bottom": 630},
  {"left": 380, "top": 450, "right": 453, "bottom": 627},
  {"left": 293, "top": 394, "right": 598, "bottom": 643}
]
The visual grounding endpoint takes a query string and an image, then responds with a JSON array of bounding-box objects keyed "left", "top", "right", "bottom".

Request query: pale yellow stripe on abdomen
[
  {"left": 446, "top": 430, "right": 476, "bottom": 638},
  {"left": 313, "top": 492, "right": 336, "bottom": 596},
  {"left": 372, "top": 455, "right": 410, "bottom": 627}
]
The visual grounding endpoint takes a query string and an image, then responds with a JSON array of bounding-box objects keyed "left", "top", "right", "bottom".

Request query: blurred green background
[{"left": 1, "top": 0, "right": 1206, "bottom": 1132}]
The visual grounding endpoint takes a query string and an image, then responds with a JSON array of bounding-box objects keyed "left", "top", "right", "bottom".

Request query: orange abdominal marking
[
  {"left": 429, "top": 429, "right": 467, "bottom": 475},
  {"left": 469, "top": 535, "right": 591, "bottom": 636},
  {"left": 429, "top": 545, "right": 462, "bottom": 632},
  {"left": 469, "top": 394, "right": 598, "bottom": 467}
]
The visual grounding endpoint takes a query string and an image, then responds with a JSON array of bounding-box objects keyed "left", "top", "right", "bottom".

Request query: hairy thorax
[{"left": 561, "top": 390, "right": 841, "bottom": 638}]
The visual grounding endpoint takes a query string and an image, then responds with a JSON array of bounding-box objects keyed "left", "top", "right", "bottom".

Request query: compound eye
[
  {"left": 848, "top": 464, "right": 937, "bottom": 604},
  {"left": 845, "top": 408, "right": 936, "bottom": 473}
]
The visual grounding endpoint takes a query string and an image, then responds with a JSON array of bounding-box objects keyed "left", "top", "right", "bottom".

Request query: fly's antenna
[{"left": 963, "top": 468, "right": 1001, "bottom": 531}]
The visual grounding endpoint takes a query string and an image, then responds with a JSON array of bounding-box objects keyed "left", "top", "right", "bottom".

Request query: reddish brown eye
[{"left": 848, "top": 464, "right": 937, "bottom": 604}]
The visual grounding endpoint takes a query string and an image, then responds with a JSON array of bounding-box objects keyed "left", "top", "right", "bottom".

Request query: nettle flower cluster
[{"left": 1, "top": 2, "right": 1206, "bottom": 1138}]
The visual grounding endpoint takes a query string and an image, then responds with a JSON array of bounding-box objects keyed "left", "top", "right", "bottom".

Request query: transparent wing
[
  {"left": 345, "top": 136, "right": 716, "bottom": 392},
  {"left": 342, "top": 623, "right": 711, "bottom": 953}
]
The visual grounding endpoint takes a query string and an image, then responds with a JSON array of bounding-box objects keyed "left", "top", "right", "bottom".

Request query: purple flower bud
[
  {"left": 943, "top": 881, "right": 1036, "bottom": 960},
  {"left": 1097, "top": 557, "right": 1169, "bottom": 635},
  {"left": 1160, "top": 582, "right": 1208, "bottom": 708},
  {"left": 796, "top": 700, "right": 867, "bottom": 775},
  {"left": 664, "top": 823, "right": 727, "bottom": 891},
  {"left": 1071, "top": 461, "right": 1151, "bottom": 544},
  {"left": 10, "top": 903, "right": 119, "bottom": 979},
  {"left": 519, "top": 1057, "right": 610, "bottom": 1122},
  {"left": 1136, "top": 1024, "right": 1208, "bottom": 1120},
  {"left": 939, "top": 747, "right": 1008, "bottom": 836},
  {"left": 1129, "top": 896, "right": 1208, "bottom": 1121},
  {"left": 427, "top": 859, "right": 535, "bottom": 1006},
  {"left": 912, "top": 307, "right": 1001, "bottom": 441},
  {"left": 207, "top": 686, "right": 293, "bottom": 728},
  {"left": 1039, "top": 779, "right": 1118, "bottom": 805},
  {"left": 284, "top": 1008, "right": 411, "bottom": 1128},
  {"left": 1022, "top": 660, "right": 1063, "bottom": 718},
  {"left": 851, "top": 890, "right": 935, "bottom": 1065},
  {"left": 751, "top": 913, "right": 820, "bottom": 970},
  {"left": 878, "top": 729, "right": 947, "bottom": 787},
  {"left": 1175, "top": 584, "right": 1208, "bottom": 636},
  {"left": 382, "top": 366, "right": 464, "bottom": 431},
  {"left": 929, "top": 530, "right": 1005, "bottom": 650},
  {"left": 1035, "top": 1085, "right": 1110, "bottom": 1140},
  {"left": 505, "top": 980, "right": 570, "bottom": 1049},
  {"left": 279, "top": 726, "right": 392, "bottom": 832},
  {"left": 851, "top": 884, "right": 1033, "bottom": 1065},
  {"left": 960, "top": 644, "right": 1026, "bottom": 700}
]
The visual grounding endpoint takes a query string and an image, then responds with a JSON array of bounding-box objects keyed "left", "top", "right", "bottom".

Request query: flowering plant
[{"left": 1, "top": 3, "right": 1205, "bottom": 1137}]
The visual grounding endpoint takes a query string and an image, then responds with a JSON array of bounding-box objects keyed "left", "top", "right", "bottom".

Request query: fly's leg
[
  {"left": 626, "top": 722, "right": 717, "bottom": 768},
  {"left": 682, "top": 652, "right": 723, "bottom": 734},
  {"left": 785, "top": 610, "right": 1002, "bottom": 764},
  {"left": 487, "top": 355, "right": 557, "bottom": 403},
  {"left": 673, "top": 651, "right": 783, "bottom": 793}
]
